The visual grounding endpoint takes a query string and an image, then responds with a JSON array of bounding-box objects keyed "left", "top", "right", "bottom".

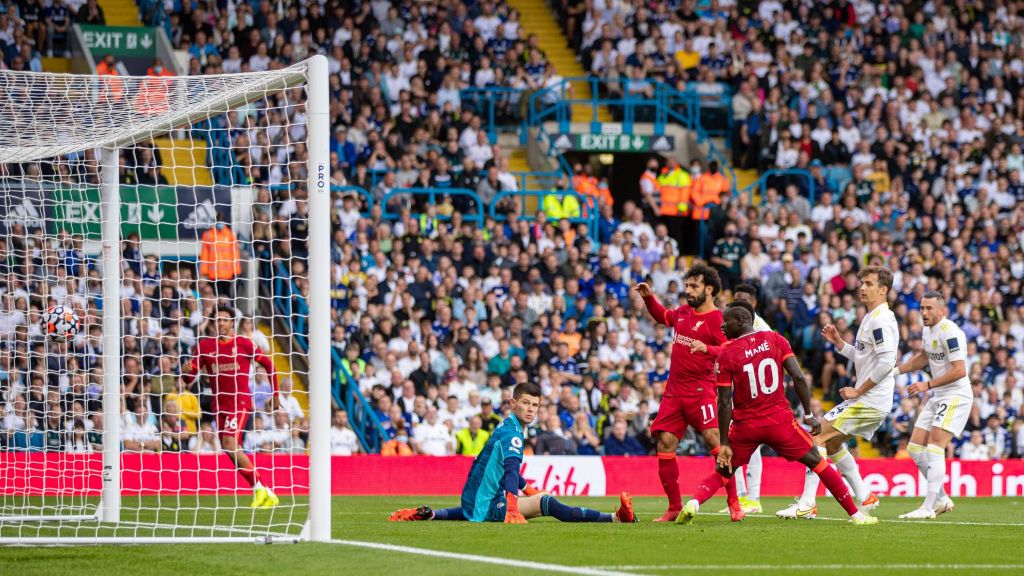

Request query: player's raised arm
[
  {"left": 634, "top": 282, "right": 671, "bottom": 325},
  {"left": 822, "top": 323, "right": 852, "bottom": 356},
  {"left": 841, "top": 322, "right": 898, "bottom": 401}
]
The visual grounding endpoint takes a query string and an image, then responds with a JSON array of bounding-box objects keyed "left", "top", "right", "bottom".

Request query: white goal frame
[{"left": 0, "top": 55, "right": 332, "bottom": 545}]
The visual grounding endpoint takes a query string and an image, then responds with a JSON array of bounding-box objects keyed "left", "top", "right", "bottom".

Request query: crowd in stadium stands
[
  {"left": 5, "top": 0, "right": 1024, "bottom": 463},
  {"left": 0, "top": 0, "right": 106, "bottom": 66}
]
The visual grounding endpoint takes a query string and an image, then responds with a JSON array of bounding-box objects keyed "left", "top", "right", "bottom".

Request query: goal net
[{"left": 0, "top": 57, "right": 331, "bottom": 543}]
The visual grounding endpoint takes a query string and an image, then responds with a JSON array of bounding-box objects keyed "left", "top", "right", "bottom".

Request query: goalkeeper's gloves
[
  {"left": 504, "top": 493, "right": 527, "bottom": 524},
  {"left": 522, "top": 484, "right": 541, "bottom": 497}
]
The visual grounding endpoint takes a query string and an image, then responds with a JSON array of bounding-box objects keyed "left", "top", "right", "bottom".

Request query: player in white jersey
[
  {"left": 778, "top": 267, "right": 897, "bottom": 520},
  {"left": 726, "top": 284, "right": 771, "bottom": 514},
  {"left": 893, "top": 292, "right": 970, "bottom": 519}
]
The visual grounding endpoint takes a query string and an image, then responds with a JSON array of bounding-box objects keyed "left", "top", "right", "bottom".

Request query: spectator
[
  {"left": 535, "top": 413, "right": 577, "bottom": 455},
  {"left": 412, "top": 405, "right": 454, "bottom": 456},
  {"left": 330, "top": 410, "right": 361, "bottom": 456},
  {"left": 198, "top": 214, "right": 241, "bottom": 299},
  {"left": 604, "top": 420, "right": 646, "bottom": 456},
  {"left": 455, "top": 415, "right": 489, "bottom": 457}
]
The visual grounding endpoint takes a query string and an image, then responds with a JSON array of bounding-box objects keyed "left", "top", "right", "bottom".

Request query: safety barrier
[
  {"left": 740, "top": 169, "right": 816, "bottom": 206},
  {"left": 489, "top": 189, "right": 600, "bottom": 246}
]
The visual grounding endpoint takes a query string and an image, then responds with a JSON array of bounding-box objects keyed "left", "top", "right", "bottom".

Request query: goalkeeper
[{"left": 389, "top": 382, "right": 636, "bottom": 524}]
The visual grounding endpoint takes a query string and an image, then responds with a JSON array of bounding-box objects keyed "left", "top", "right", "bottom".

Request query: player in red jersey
[
  {"left": 676, "top": 302, "right": 878, "bottom": 525},
  {"left": 182, "top": 306, "right": 281, "bottom": 508},
  {"left": 635, "top": 265, "right": 742, "bottom": 522}
]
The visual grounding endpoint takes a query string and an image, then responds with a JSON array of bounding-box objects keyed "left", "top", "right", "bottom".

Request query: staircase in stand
[{"left": 507, "top": 0, "right": 612, "bottom": 124}]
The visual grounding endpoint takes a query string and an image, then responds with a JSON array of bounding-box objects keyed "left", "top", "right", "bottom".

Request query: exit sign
[{"left": 553, "top": 134, "right": 674, "bottom": 153}]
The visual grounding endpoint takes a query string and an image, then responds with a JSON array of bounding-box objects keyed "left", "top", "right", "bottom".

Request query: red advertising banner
[{"left": 3, "top": 453, "right": 1024, "bottom": 497}]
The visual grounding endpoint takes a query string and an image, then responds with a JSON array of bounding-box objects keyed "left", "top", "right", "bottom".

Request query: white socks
[
  {"left": 799, "top": 447, "right": 827, "bottom": 505},
  {"left": 734, "top": 464, "right": 748, "bottom": 497},
  {"left": 831, "top": 447, "right": 870, "bottom": 503},
  {"left": 925, "top": 444, "right": 947, "bottom": 509},
  {"left": 746, "top": 449, "right": 763, "bottom": 500},
  {"left": 910, "top": 441, "right": 948, "bottom": 506}
]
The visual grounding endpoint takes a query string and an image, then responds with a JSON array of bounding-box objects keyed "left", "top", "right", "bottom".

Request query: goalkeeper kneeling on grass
[{"left": 390, "top": 382, "right": 637, "bottom": 524}]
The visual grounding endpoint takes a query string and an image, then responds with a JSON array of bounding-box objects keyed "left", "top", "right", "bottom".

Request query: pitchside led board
[{"left": 79, "top": 25, "right": 158, "bottom": 76}]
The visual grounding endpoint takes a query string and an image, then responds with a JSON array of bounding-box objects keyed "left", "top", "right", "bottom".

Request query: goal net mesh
[{"left": 0, "top": 61, "right": 317, "bottom": 542}]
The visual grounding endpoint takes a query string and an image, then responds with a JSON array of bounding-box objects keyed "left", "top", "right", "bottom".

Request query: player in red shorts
[
  {"left": 635, "top": 265, "right": 742, "bottom": 522},
  {"left": 675, "top": 302, "right": 878, "bottom": 525},
  {"left": 182, "top": 306, "right": 281, "bottom": 508}
]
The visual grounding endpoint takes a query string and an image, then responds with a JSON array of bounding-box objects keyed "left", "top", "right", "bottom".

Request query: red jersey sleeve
[
  {"left": 642, "top": 295, "right": 681, "bottom": 326},
  {"left": 246, "top": 336, "right": 279, "bottom": 392},
  {"left": 715, "top": 344, "right": 736, "bottom": 387},
  {"left": 182, "top": 341, "right": 204, "bottom": 386}
]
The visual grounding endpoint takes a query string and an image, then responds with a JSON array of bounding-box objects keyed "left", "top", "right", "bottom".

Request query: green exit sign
[{"left": 80, "top": 25, "right": 156, "bottom": 58}]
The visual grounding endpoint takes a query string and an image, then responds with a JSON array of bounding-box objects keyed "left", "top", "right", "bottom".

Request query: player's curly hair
[{"left": 684, "top": 264, "right": 722, "bottom": 297}]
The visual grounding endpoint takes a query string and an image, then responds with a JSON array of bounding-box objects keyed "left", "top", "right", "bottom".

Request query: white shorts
[
  {"left": 823, "top": 399, "right": 887, "bottom": 441},
  {"left": 914, "top": 396, "right": 972, "bottom": 437}
]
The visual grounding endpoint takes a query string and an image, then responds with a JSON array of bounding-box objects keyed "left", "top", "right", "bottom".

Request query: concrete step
[{"left": 151, "top": 137, "right": 215, "bottom": 187}]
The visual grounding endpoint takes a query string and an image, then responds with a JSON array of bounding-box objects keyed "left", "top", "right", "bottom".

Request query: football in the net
[{"left": 42, "top": 305, "right": 81, "bottom": 342}]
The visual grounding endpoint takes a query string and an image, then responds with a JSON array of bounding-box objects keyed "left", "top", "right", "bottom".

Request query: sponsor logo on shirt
[
  {"left": 673, "top": 334, "right": 696, "bottom": 347},
  {"left": 212, "top": 362, "right": 240, "bottom": 374},
  {"left": 947, "top": 337, "right": 960, "bottom": 353},
  {"left": 872, "top": 328, "right": 884, "bottom": 344}
]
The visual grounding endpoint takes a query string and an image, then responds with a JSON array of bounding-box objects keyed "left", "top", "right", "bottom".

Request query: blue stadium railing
[
  {"left": 743, "top": 169, "right": 817, "bottom": 206},
  {"left": 521, "top": 77, "right": 737, "bottom": 193},
  {"left": 489, "top": 189, "right": 600, "bottom": 246},
  {"left": 268, "top": 259, "right": 388, "bottom": 454},
  {"left": 262, "top": 183, "right": 608, "bottom": 452}
]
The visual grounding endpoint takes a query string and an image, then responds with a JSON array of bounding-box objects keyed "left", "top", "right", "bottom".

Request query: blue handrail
[
  {"left": 522, "top": 76, "right": 737, "bottom": 196},
  {"left": 741, "top": 169, "right": 816, "bottom": 206},
  {"left": 459, "top": 86, "right": 521, "bottom": 145},
  {"left": 270, "top": 260, "right": 387, "bottom": 453},
  {"left": 379, "top": 187, "right": 485, "bottom": 224},
  {"left": 489, "top": 189, "right": 600, "bottom": 246}
]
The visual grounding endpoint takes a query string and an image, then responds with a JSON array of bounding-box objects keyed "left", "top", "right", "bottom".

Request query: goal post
[{"left": 0, "top": 56, "right": 331, "bottom": 544}]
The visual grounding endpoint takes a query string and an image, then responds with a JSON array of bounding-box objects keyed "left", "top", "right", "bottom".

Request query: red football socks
[
  {"left": 813, "top": 459, "right": 859, "bottom": 516},
  {"left": 693, "top": 472, "right": 728, "bottom": 504},
  {"left": 239, "top": 465, "right": 261, "bottom": 488},
  {"left": 657, "top": 452, "right": 681, "bottom": 512}
]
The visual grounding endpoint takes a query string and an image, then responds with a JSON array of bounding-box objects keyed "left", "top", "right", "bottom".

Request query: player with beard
[{"left": 635, "top": 265, "right": 743, "bottom": 522}]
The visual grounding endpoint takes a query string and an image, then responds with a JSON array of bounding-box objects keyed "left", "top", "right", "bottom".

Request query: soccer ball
[{"left": 42, "top": 305, "right": 81, "bottom": 342}]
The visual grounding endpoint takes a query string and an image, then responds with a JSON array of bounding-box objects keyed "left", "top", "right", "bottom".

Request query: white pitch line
[
  {"left": 605, "top": 564, "right": 1024, "bottom": 571},
  {"left": 702, "top": 511, "right": 1024, "bottom": 528},
  {"left": 328, "top": 539, "right": 647, "bottom": 576}
]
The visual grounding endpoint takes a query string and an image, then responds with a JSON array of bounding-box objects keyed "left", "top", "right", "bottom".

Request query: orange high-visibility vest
[
  {"left": 691, "top": 172, "right": 730, "bottom": 220},
  {"left": 640, "top": 170, "right": 660, "bottom": 206},
  {"left": 199, "top": 226, "right": 241, "bottom": 280},
  {"left": 96, "top": 61, "right": 124, "bottom": 103},
  {"left": 657, "top": 167, "right": 692, "bottom": 217},
  {"left": 134, "top": 67, "right": 175, "bottom": 115}
]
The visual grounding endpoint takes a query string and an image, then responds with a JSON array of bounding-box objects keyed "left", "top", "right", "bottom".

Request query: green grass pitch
[{"left": 2, "top": 496, "right": 1023, "bottom": 575}]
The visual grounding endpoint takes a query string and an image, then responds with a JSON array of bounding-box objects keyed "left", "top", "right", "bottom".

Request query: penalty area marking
[
  {"left": 328, "top": 539, "right": 647, "bottom": 576},
  {"left": 591, "top": 564, "right": 1024, "bottom": 572}
]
